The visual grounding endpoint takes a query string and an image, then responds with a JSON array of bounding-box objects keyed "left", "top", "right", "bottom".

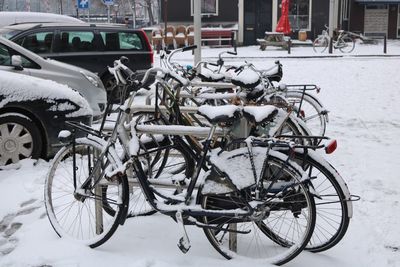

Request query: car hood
[
  {"left": 0, "top": 70, "right": 93, "bottom": 118},
  {"left": 45, "top": 58, "right": 99, "bottom": 77}
]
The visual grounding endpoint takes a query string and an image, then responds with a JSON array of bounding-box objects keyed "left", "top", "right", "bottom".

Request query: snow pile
[
  {"left": 0, "top": 70, "right": 92, "bottom": 117},
  {"left": 1, "top": 44, "right": 400, "bottom": 267},
  {"left": 199, "top": 67, "right": 225, "bottom": 81},
  {"left": 197, "top": 104, "right": 240, "bottom": 121},
  {"left": 243, "top": 105, "right": 278, "bottom": 123},
  {"left": 231, "top": 68, "right": 260, "bottom": 88}
]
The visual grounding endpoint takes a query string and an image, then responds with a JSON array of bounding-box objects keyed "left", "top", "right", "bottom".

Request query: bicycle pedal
[
  {"left": 175, "top": 211, "right": 191, "bottom": 254},
  {"left": 177, "top": 237, "right": 191, "bottom": 254}
]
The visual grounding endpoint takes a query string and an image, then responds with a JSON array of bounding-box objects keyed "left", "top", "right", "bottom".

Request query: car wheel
[{"left": 0, "top": 114, "right": 43, "bottom": 165}]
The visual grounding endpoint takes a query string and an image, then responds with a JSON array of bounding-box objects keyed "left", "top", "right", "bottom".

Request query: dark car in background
[
  {"left": 0, "top": 22, "right": 154, "bottom": 100},
  {"left": 0, "top": 70, "right": 92, "bottom": 166}
]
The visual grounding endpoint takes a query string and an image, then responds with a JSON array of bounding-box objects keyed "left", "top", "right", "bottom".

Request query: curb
[{"left": 201, "top": 54, "right": 400, "bottom": 60}]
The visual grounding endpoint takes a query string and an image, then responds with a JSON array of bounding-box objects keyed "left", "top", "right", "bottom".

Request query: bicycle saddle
[
  {"left": 198, "top": 68, "right": 225, "bottom": 82},
  {"left": 263, "top": 64, "right": 283, "bottom": 83},
  {"left": 242, "top": 105, "right": 279, "bottom": 125},
  {"left": 245, "top": 85, "right": 264, "bottom": 101},
  {"left": 231, "top": 68, "right": 261, "bottom": 89},
  {"left": 197, "top": 105, "right": 241, "bottom": 124}
]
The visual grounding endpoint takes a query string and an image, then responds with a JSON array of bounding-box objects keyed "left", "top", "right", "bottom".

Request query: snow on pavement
[{"left": 0, "top": 44, "right": 400, "bottom": 266}]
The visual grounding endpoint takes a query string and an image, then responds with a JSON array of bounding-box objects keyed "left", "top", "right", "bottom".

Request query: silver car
[{"left": 0, "top": 36, "right": 106, "bottom": 121}]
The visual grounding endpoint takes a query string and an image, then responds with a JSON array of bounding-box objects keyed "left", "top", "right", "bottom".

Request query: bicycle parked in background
[{"left": 313, "top": 25, "right": 356, "bottom": 53}]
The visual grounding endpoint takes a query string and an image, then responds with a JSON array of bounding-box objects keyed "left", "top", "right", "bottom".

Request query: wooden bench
[
  {"left": 201, "top": 29, "right": 236, "bottom": 47},
  {"left": 257, "top": 31, "right": 291, "bottom": 52}
]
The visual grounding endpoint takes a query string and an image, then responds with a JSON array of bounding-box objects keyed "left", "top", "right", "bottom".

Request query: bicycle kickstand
[{"left": 176, "top": 211, "right": 191, "bottom": 253}]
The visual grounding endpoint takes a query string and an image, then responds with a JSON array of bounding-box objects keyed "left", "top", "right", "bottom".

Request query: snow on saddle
[
  {"left": 197, "top": 105, "right": 241, "bottom": 124},
  {"left": 198, "top": 68, "right": 225, "bottom": 82},
  {"left": 262, "top": 62, "right": 283, "bottom": 83},
  {"left": 231, "top": 68, "right": 261, "bottom": 89},
  {"left": 197, "top": 104, "right": 279, "bottom": 125},
  {"left": 242, "top": 105, "right": 279, "bottom": 124}
]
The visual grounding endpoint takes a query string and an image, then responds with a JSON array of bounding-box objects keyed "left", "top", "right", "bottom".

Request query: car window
[
  {"left": 18, "top": 31, "right": 54, "bottom": 53},
  {"left": 0, "top": 44, "right": 11, "bottom": 65},
  {"left": 100, "top": 31, "right": 144, "bottom": 51},
  {"left": 0, "top": 28, "right": 21, "bottom": 39},
  {"left": 0, "top": 43, "right": 39, "bottom": 68},
  {"left": 55, "top": 31, "right": 95, "bottom": 52}
]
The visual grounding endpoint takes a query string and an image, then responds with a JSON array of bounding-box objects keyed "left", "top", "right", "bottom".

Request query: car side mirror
[{"left": 11, "top": 55, "right": 23, "bottom": 70}]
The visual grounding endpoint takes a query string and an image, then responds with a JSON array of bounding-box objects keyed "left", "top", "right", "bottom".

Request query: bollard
[
  {"left": 288, "top": 39, "right": 291, "bottom": 54},
  {"left": 383, "top": 35, "right": 387, "bottom": 54},
  {"left": 231, "top": 31, "right": 237, "bottom": 52},
  {"left": 329, "top": 37, "right": 333, "bottom": 54}
]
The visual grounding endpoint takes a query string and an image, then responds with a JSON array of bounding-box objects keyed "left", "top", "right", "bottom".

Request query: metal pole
[
  {"left": 133, "top": 0, "right": 136, "bottom": 28},
  {"left": 328, "top": 0, "right": 335, "bottom": 54},
  {"left": 164, "top": 0, "right": 167, "bottom": 48},
  {"left": 93, "top": 150, "right": 104, "bottom": 235},
  {"left": 194, "top": 0, "right": 201, "bottom": 66},
  {"left": 238, "top": 0, "right": 244, "bottom": 45},
  {"left": 328, "top": 0, "right": 335, "bottom": 37},
  {"left": 384, "top": 34, "right": 387, "bottom": 54},
  {"left": 107, "top": 5, "right": 110, "bottom": 23}
]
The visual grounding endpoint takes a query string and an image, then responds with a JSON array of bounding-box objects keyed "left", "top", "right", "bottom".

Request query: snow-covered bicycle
[{"left": 313, "top": 25, "right": 355, "bottom": 53}]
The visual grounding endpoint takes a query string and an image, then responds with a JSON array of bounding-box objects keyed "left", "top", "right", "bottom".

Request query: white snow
[
  {"left": 197, "top": 105, "right": 240, "bottom": 121},
  {"left": 243, "top": 105, "right": 278, "bottom": 123},
  {"left": 1, "top": 41, "right": 400, "bottom": 266},
  {"left": 0, "top": 70, "right": 93, "bottom": 117},
  {"left": 199, "top": 67, "right": 225, "bottom": 81},
  {"left": 57, "top": 130, "right": 71, "bottom": 139},
  {"left": 231, "top": 68, "right": 260, "bottom": 86}
]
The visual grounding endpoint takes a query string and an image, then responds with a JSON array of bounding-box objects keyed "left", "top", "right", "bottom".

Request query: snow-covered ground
[{"left": 1, "top": 42, "right": 400, "bottom": 266}]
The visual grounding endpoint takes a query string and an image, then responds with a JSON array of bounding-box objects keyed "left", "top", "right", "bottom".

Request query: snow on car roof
[{"left": 0, "top": 70, "right": 92, "bottom": 118}]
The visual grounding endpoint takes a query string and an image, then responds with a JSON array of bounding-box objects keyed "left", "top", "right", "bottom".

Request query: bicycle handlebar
[
  {"left": 182, "top": 45, "right": 197, "bottom": 52},
  {"left": 109, "top": 57, "right": 189, "bottom": 89}
]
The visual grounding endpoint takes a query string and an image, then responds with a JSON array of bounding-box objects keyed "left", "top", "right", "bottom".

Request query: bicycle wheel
[
  {"left": 127, "top": 141, "right": 195, "bottom": 218},
  {"left": 284, "top": 91, "right": 328, "bottom": 137},
  {"left": 338, "top": 35, "right": 355, "bottom": 53},
  {"left": 198, "top": 150, "right": 316, "bottom": 265},
  {"left": 45, "top": 139, "right": 129, "bottom": 248},
  {"left": 291, "top": 151, "right": 350, "bottom": 252},
  {"left": 313, "top": 36, "right": 329, "bottom": 53}
]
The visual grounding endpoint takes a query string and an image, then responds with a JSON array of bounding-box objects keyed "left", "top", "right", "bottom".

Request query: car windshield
[{"left": 0, "top": 29, "right": 21, "bottom": 39}]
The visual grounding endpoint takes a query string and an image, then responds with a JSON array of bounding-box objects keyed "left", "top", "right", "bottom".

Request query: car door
[
  {"left": 97, "top": 30, "right": 152, "bottom": 77},
  {"left": 50, "top": 29, "right": 100, "bottom": 74},
  {"left": 14, "top": 30, "right": 56, "bottom": 57},
  {"left": 0, "top": 42, "right": 34, "bottom": 76}
]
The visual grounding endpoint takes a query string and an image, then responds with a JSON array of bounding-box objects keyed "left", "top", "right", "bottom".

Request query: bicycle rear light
[{"left": 325, "top": 139, "right": 337, "bottom": 154}]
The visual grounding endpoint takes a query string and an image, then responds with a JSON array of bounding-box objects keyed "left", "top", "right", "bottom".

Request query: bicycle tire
[
  {"left": 197, "top": 149, "right": 316, "bottom": 265},
  {"left": 291, "top": 151, "right": 350, "bottom": 252},
  {"left": 284, "top": 91, "right": 328, "bottom": 137},
  {"left": 338, "top": 35, "right": 355, "bottom": 53},
  {"left": 126, "top": 140, "right": 195, "bottom": 218},
  {"left": 44, "top": 138, "right": 129, "bottom": 248},
  {"left": 313, "top": 36, "right": 329, "bottom": 53}
]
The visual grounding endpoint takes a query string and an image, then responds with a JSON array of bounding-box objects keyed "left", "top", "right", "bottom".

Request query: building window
[
  {"left": 191, "top": 0, "right": 219, "bottom": 16},
  {"left": 282, "top": 0, "right": 311, "bottom": 31},
  {"left": 365, "top": 4, "right": 388, "bottom": 10},
  {"left": 341, "top": 0, "right": 349, "bottom": 20}
]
